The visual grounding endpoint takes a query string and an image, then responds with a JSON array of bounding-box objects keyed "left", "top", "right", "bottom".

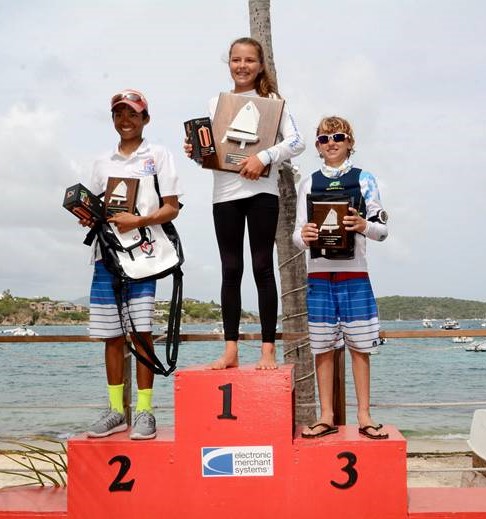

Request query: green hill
[
  {"left": 377, "top": 296, "right": 486, "bottom": 321},
  {"left": 3, "top": 290, "right": 486, "bottom": 324}
]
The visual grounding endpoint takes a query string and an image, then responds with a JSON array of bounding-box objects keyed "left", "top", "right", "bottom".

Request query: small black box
[
  {"left": 63, "top": 184, "right": 105, "bottom": 221},
  {"left": 184, "top": 117, "right": 216, "bottom": 162}
]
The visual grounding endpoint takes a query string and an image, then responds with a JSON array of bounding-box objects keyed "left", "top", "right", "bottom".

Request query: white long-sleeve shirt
[
  {"left": 292, "top": 167, "right": 388, "bottom": 273},
  {"left": 209, "top": 89, "right": 305, "bottom": 204}
]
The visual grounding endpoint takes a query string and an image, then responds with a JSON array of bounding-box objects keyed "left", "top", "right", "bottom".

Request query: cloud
[{"left": 0, "top": 0, "right": 485, "bottom": 308}]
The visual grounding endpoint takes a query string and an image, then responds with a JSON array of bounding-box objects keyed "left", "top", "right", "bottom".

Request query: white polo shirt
[
  {"left": 89, "top": 139, "right": 182, "bottom": 262},
  {"left": 91, "top": 139, "right": 182, "bottom": 201}
]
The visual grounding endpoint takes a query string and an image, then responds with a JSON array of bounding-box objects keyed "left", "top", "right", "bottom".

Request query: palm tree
[{"left": 248, "top": 0, "right": 316, "bottom": 425}]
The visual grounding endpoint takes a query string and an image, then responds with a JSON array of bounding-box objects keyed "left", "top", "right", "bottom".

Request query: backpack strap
[{"left": 116, "top": 174, "right": 183, "bottom": 376}]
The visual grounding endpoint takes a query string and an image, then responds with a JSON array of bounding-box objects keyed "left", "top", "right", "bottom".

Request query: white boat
[
  {"left": 212, "top": 322, "right": 224, "bottom": 334},
  {"left": 452, "top": 336, "right": 474, "bottom": 343},
  {"left": 212, "top": 322, "right": 243, "bottom": 334},
  {"left": 1, "top": 326, "right": 38, "bottom": 336},
  {"left": 422, "top": 319, "right": 433, "bottom": 328},
  {"left": 481, "top": 322, "right": 486, "bottom": 328},
  {"left": 440, "top": 318, "right": 460, "bottom": 330},
  {"left": 465, "top": 341, "right": 486, "bottom": 352}
]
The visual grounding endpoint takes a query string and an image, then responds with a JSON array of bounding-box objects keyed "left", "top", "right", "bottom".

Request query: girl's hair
[
  {"left": 316, "top": 116, "right": 356, "bottom": 155},
  {"left": 228, "top": 37, "right": 279, "bottom": 98}
]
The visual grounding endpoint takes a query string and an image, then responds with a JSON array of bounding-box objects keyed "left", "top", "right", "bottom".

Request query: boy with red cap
[{"left": 84, "top": 89, "right": 182, "bottom": 439}]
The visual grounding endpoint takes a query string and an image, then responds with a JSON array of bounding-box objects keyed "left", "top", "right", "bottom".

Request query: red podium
[
  {"left": 66, "top": 364, "right": 408, "bottom": 519},
  {"left": 4, "top": 363, "right": 486, "bottom": 518}
]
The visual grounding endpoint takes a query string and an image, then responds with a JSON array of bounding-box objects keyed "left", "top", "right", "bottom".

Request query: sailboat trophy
[
  {"left": 104, "top": 177, "right": 140, "bottom": 215},
  {"left": 200, "top": 93, "right": 285, "bottom": 176}
]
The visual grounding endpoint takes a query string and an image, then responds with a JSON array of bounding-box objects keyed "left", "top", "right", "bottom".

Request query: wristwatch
[{"left": 377, "top": 210, "right": 388, "bottom": 224}]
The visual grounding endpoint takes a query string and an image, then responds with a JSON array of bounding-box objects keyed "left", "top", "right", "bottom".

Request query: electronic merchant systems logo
[{"left": 201, "top": 446, "right": 274, "bottom": 477}]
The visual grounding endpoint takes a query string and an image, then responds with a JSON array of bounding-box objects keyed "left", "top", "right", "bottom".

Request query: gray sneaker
[
  {"left": 87, "top": 409, "right": 127, "bottom": 438},
  {"left": 130, "top": 411, "right": 156, "bottom": 440}
]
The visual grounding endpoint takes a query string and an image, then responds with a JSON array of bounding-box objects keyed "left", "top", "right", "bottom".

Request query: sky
[{"left": 1, "top": 0, "right": 485, "bottom": 311}]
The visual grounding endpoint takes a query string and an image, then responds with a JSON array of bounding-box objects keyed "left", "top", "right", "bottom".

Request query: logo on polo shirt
[{"left": 141, "top": 157, "right": 156, "bottom": 174}]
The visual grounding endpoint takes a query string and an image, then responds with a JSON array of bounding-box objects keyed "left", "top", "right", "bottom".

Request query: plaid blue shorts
[{"left": 306, "top": 273, "right": 379, "bottom": 354}]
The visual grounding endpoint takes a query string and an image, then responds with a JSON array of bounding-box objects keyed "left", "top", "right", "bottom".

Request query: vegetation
[
  {"left": 0, "top": 290, "right": 88, "bottom": 325},
  {"left": 0, "top": 291, "right": 257, "bottom": 325},
  {"left": 0, "top": 437, "right": 67, "bottom": 487},
  {"left": 377, "top": 296, "right": 486, "bottom": 321},
  {"left": 2, "top": 290, "right": 486, "bottom": 324},
  {"left": 0, "top": 290, "right": 32, "bottom": 321},
  {"left": 155, "top": 299, "right": 256, "bottom": 323}
]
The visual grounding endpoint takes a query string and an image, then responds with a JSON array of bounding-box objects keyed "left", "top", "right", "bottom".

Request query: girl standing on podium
[
  {"left": 185, "top": 37, "right": 305, "bottom": 370},
  {"left": 293, "top": 116, "right": 389, "bottom": 439}
]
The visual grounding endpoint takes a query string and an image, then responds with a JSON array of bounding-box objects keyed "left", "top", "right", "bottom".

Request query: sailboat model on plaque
[{"left": 222, "top": 101, "right": 260, "bottom": 149}]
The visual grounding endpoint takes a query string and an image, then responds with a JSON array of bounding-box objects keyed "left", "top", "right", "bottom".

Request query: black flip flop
[
  {"left": 358, "top": 424, "right": 389, "bottom": 440},
  {"left": 301, "top": 422, "right": 338, "bottom": 439}
]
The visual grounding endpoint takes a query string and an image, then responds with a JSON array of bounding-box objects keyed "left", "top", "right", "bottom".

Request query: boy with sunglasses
[
  {"left": 82, "top": 89, "right": 182, "bottom": 440},
  {"left": 293, "top": 116, "right": 388, "bottom": 440}
]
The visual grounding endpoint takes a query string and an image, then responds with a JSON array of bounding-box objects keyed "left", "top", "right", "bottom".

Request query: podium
[
  {"left": 3, "top": 363, "right": 486, "bottom": 518},
  {"left": 66, "top": 364, "right": 408, "bottom": 519}
]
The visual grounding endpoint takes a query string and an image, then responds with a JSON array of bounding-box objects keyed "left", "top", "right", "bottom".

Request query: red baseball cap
[{"left": 111, "top": 89, "right": 148, "bottom": 113}]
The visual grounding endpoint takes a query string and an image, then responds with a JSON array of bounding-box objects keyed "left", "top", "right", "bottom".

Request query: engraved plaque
[
  {"left": 104, "top": 177, "right": 140, "bottom": 216},
  {"left": 201, "top": 93, "right": 285, "bottom": 177},
  {"left": 308, "top": 198, "right": 350, "bottom": 250}
]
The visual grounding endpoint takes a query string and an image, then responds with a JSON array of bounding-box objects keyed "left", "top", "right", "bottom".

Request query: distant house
[
  {"left": 29, "top": 301, "right": 87, "bottom": 314},
  {"left": 30, "top": 301, "right": 56, "bottom": 314},
  {"left": 56, "top": 302, "right": 86, "bottom": 312}
]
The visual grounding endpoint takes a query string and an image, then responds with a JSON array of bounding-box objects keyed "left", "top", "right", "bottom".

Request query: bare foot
[
  {"left": 210, "top": 342, "right": 239, "bottom": 370},
  {"left": 255, "top": 343, "right": 277, "bottom": 370}
]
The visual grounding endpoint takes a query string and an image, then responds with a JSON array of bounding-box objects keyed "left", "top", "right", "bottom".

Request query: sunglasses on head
[
  {"left": 316, "top": 133, "right": 348, "bottom": 145},
  {"left": 111, "top": 92, "right": 145, "bottom": 104}
]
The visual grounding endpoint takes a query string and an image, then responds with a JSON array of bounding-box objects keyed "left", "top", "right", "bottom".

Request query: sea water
[{"left": 0, "top": 321, "right": 484, "bottom": 440}]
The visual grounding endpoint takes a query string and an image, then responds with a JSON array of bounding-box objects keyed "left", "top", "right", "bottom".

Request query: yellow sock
[
  {"left": 107, "top": 384, "right": 124, "bottom": 414},
  {"left": 136, "top": 388, "right": 153, "bottom": 414}
]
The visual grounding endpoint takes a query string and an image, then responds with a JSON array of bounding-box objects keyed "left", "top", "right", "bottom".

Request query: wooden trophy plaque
[
  {"left": 104, "top": 177, "right": 140, "bottom": 216},
  {"left": 307, "top": 197, "right": 350, "bottom": 250},
  {"left": 201, "top": 93, "right": 285, "bottom": 177}
]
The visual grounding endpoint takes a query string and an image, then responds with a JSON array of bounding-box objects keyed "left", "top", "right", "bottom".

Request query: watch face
[{"left": 378, "top": 210, "right": 388, "bottom": 224}]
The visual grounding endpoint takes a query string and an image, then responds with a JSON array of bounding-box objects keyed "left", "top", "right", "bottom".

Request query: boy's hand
[
  {"left": 108, "top": 212, "right": 141, "bottom": 234},
  {"left": 238, "top": 155, "right": 264, "bottom": 180},
  {"left": 301, "top": 222, "right": 318, "bottom": 246},
  {"left": 343, "top": 207, "right": 367, "bottom": 233}
]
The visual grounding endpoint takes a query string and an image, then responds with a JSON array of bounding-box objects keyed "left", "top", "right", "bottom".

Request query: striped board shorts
[
  {"left": 89, "top": 261, "right": 156, "bottom": 339},
  {"left": 306, "top": 272, "right": 379, "bottom": 355}
]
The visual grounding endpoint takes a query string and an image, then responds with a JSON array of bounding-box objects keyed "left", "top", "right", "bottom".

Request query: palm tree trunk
[{"left": 248, "top": 0, "right": 316, "bottom": 425}]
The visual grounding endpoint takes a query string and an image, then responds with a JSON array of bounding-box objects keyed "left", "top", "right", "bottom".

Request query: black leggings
[{"left": 213, "top": 193, "right": 279, "bottom": 343}]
